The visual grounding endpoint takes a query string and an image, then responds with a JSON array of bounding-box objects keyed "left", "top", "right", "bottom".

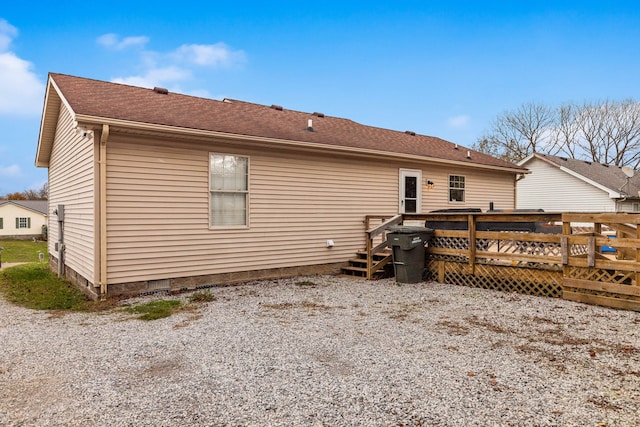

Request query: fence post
[
  {"left": 468, "top": 214, "right": 476, "bottom": 274},
  {"left": 561, "top": 216, "right": 572, "bottom": 281}
]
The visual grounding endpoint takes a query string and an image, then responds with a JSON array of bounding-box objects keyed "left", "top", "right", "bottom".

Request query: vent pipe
[{"left": 307, "top": 119, "right": 313, "bottom": 131}]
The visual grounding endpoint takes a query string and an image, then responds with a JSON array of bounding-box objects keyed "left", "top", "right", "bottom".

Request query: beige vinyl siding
[
  {"left": 419, "top": 166, "right": 514, "bottom": 212},
  {"left": 48, "top": 104, "right": 95, "bottom": 283},
  {"left": 106, "top": 138, "right": 393, "bottom": 282},
  {"left": 517, "top": 158, "right": 615, "bottom": 211},
  {"left": 105, "top": 135, "right": 515, "bottom": 284}
]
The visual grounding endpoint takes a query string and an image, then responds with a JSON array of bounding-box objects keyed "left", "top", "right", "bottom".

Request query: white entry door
[{"left": 399, "top": 169, "right": 422, "bottom": 213}]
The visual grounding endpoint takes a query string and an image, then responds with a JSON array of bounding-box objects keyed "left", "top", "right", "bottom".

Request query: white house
[
  {"left": 0, "top": 200, "right": 48, "bottom": 239},
  {"left": 517, "top": 153, "right": 640, "bottom": 212}
]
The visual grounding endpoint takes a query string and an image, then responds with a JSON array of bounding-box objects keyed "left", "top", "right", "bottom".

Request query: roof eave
[
  {"left": 75, "top": 114, "right": 527, "bottom": 174},
  {"left": 0, "top": 201, "right": 48, "bottom": 216},
  {"left": 35, "top": 76, "right": 75, "bottom": 167}
]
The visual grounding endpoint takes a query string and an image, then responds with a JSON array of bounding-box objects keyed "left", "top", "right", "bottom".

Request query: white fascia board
[{"left": 517, "top": 153, "right": 536, "bottom": 166}]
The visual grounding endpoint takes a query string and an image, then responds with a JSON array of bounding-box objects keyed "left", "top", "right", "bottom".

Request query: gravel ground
[{"left": 0, "top": 275, "right": 639, "bottom": 426}]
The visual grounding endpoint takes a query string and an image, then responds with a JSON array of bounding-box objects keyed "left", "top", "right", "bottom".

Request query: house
[
  {"left": 35, "top": 73, "right": 526, "bottom": 298},
  {"left": 517, "top": 153, "right": 640, "bottom": 212},
  {"left": 0, "top": 200, "right": 48, "bottom": 239}
]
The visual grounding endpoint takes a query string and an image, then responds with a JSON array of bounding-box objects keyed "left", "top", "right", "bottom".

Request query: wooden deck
[{"left": 360, "top": 212, "right": 640, "bottom": 312}]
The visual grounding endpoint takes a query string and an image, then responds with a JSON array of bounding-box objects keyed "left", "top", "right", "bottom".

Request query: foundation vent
[{"left": 148, "top": 278, "right": 171, "bottom": 291}]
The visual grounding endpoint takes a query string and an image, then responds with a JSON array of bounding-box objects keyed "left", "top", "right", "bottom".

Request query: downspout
[
  {"left": 514, "top": 173, "right": 525, "bottom": 209},
  {"left": 99, "top": 124, "right": 109, "bottom": 299}
]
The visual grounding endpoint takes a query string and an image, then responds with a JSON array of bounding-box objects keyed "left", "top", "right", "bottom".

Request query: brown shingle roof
[{"left": 49, "top": 73, "right": 523, "bottom": 171}]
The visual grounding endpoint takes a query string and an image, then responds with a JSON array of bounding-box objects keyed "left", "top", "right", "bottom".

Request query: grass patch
[
  {"left": 0, "top": 263, "right": 196, "bottom": 321},
  {"left": 0, "top": 239, "right": 48, "bottom": 263},
  {"left": 188, "top": 290, "right": 216, "bottom": 303},
  {"left": 0, "top": 263, "right": 88, "bottom": 310},
  {"left": 125, "top": 300, "right": 183, "bottom": 321}
]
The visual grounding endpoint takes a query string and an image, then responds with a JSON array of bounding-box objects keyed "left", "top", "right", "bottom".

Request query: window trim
[
  {"left": 208, "top": 153, "right": 250, "bottom": 229},
  {"left": 448, "top": 174, "right": 466, "bottom": 203},
  {"left": 398, "top": 168, "right": 422, "bottom": 214},
  {"left": 16, "top": 217, "right": 31, "bottom": 229}
]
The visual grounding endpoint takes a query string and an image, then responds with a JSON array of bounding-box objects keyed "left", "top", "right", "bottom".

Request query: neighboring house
[
  {"left": 0, "top": 200, "right": 48, "bottom": 239},
  {"left": 517, "top": 153, "right": 640, "bottom": 212},
  {"left": 35, "top": 73, "right": 526, "bottom": 298}
]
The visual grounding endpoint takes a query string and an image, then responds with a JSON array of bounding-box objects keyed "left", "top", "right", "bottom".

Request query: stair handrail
[{"left": 365, "top": 214, "right": 403, "bottom": 279}]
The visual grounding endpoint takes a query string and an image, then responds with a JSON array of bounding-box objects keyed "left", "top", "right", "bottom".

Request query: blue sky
[{"left": 1, "top": 1, "right": 640, "bottom": 194}]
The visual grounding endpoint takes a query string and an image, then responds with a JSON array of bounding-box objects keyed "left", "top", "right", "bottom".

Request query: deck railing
[{"left": 364, "top": 211, "right": 640, "bottom": 311}]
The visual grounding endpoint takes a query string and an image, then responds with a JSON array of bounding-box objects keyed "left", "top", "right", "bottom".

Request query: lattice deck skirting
[
  {"left": 425, "top": 259, "right": 563, "bottom": 298},
  {"left": 562, "top": 266, "right": 640, "bottom": 311}
]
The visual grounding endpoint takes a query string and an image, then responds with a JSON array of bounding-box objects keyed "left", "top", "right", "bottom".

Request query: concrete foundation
[{"left": 49, "top": 254, "right": 346, "bottom": 300}]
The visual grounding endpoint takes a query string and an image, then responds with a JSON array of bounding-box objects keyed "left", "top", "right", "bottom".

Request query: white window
[
  {"left": 17, "top": 217, "right": 31, "bottom": 229},
  {"left": 209, "top": 154, "right": 249, "bottom": 226},
  {"left": 633, "top": 202, "right": 640, "bottom": 212},
  {"left": 449, "top": 175, "right": 465, "bottom": 202}
]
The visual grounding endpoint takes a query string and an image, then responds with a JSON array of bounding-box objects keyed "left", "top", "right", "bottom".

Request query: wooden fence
[{"left": 364, "top": 212, "right": 640, "bottom": 312}]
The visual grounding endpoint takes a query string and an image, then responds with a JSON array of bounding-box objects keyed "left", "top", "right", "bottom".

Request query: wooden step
[
  {"left": 355, "top": 251, "right": 391, "bottom": 261},
  {"left": 341, "top": 266, "right": 368, "bottom": 274},
  {"left": 340, "top": 265, "right": 391, "bottom": 279}
]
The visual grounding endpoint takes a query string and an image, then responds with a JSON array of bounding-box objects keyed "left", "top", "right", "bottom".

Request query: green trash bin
[{"left": 387, "top": 226, "right": 433, "bottom": 283}]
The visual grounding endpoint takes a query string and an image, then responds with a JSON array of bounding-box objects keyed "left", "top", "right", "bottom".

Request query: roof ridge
[
  {"left": 42, "top": 73, "right": 526, "bottom": 172},
  {"left": 538, "top": 153, "right": 619, "bottom": 168}
]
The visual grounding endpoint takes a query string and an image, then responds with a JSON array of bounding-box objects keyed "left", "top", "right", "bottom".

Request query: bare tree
[
  {"left": 476, "top": 99, "right": 640, "bottom": 167},
  {"left": 473, "top": 103, "right": 558, "bottom": 163},
  {"left": 552, "top": 103, "right": 581, "bottom": 159},
  {"left": 1, "top": 182, "right": 48, "bottom": 200}
]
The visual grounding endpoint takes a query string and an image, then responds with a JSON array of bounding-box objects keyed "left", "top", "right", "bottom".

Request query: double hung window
[
  {"left": 209, "top": 154, "right": 249, "bottom": 226},
  {"left": 449, "top": 175, "right": 465, "bottom": 202}
]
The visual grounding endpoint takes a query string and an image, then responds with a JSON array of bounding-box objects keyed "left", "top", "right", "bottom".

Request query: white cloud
[
  {"left": 173, "top": 43, "right": 246, "bottom": 67},
  {"left": 96, "top": 33, "right": 149, "bottom": 50},
  {"left": 0, "top": 19, "right": 18, "bottom": 51},
  {"left": 0, "top": 20, "right": 45, "bottom": 116},
  {"left": 100, "top": 34, "right": 245, "bottom": 92},
  {"left": 0, "top": 164, "right": 22, "bottom": 177},
  {"left": 112, "top": 66, "right": 192, "bottom": 88},
  {"left": 447, "top": 114, "right": 470, "bottom": 129}
]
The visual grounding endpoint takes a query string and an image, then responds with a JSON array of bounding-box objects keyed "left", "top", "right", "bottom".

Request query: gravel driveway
[{"left": 1, "top": 276, "right": 639, "bottom": 426}]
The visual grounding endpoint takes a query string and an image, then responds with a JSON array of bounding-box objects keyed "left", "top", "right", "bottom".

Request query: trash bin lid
[{"left": 388, "top": 225, "right": 433, "bottom": 234}]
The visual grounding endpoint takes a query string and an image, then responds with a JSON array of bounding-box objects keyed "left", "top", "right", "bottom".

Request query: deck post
[
  {"left": 366, "top": 234, "right": 373, "bottom": 280},
  {"left": 468, "top": 214, "right": 476, "bottom": 274},
  {"left": 561, "top": 216, "right": 572, "bottom": 279},
  {"left": 438, "top": 260, "right": 445, "bottom": 283}
]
